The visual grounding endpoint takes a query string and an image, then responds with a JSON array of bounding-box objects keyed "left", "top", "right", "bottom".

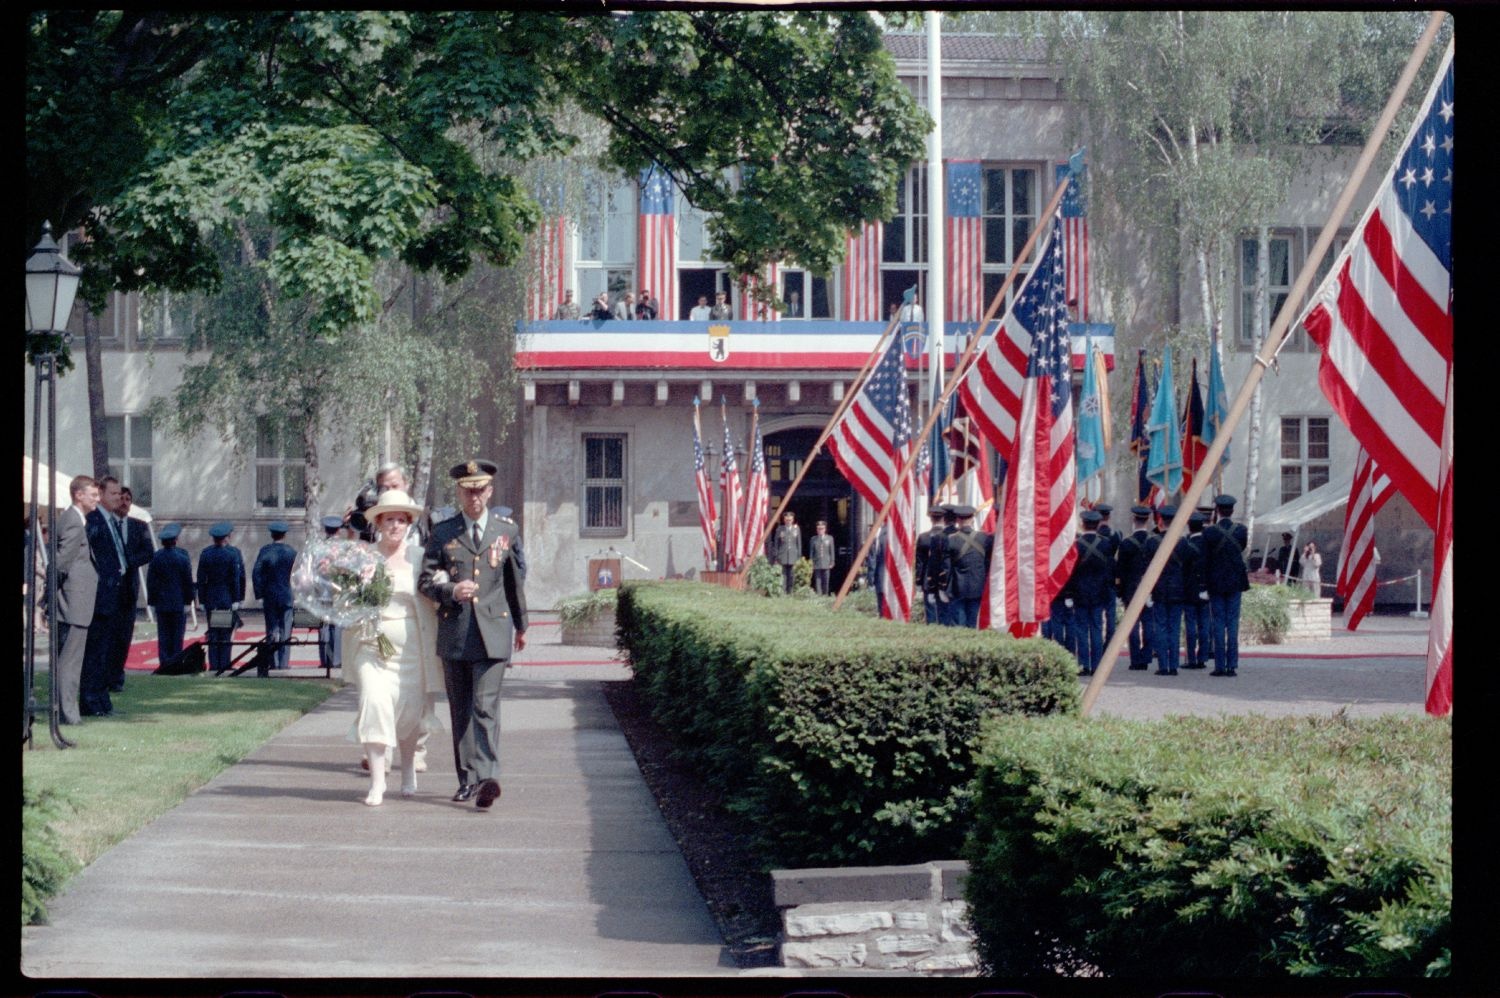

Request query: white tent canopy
[
  {"left": 23, "top": 459, "right": 154, "bottom": 523},
  {"left": 1255, "top": 472, "right": 1354, "bottom": 534}
]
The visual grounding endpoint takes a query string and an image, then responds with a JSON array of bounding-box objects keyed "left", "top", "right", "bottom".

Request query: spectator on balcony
[
  {"left": 709, "top": 291, "right": 733, "bottom": 320},
  {"left": 589, "top": 292, "right": 613, "bottom": 320},
  {"left": 612, "top": 291, "right": 634, "bottom": 321},
  {"left": 553, "top": 290, "right": 580, "bottom": 320},
  {"left": 689, "top": 295, "right": 712, "bottom": 321},
  {"left": 635, "top": 290, "right": 658, "bottom": 321}
]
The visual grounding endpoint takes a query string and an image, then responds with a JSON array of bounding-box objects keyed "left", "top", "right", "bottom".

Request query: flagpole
[
  {"left": 1080, "top": 9, "right": 1448, "bottom": 715},
  {"left": 832, "top": 174, "right": 1077, "bottom": 610},
  {"left": 736, "top": 310, "right": 907, "bottom": 584}
]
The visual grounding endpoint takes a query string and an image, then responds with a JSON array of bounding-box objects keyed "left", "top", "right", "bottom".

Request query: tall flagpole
[
  {"left": 922, "top": 12, "right": 946, "bottom": 532},
  {"left": 1079, "top": 10, "right": 1448, "bottom": 715},
  {"left": 832, "top": 174, "right": 1076, "bottom": 610}
]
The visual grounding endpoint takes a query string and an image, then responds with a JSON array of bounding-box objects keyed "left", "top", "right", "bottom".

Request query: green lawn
[{"left": 24, "top": 671, "right": 340, "bottom": 871}]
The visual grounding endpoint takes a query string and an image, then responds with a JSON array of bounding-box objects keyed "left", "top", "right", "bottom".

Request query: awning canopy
[{"left": 1255, "top": 473, "right": 1353, "bottom": 534}]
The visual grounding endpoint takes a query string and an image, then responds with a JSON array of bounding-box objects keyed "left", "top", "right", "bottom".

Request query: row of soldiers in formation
[{"left": 914, "top": 496, "right": 1252, "bottom": 678}]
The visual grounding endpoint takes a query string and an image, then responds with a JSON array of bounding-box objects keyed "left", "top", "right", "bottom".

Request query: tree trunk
[
  {"left": 302, "top": 411, "right": 323, "bottom": 533},
  {"left": 1243, "top": 226, "right": 1269, "bottom": 539},
  {"left": 83, "top": 310, "right": 110, "bottom": 478}
]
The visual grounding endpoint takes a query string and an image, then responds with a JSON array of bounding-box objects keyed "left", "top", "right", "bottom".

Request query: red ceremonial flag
[
  {"left": 719, "top": 408, "right": 743, "bottom": 571},
  {"left": 1180, "top": 357, "right": 1209, "bottom": 491},
  {"left": 1299, "top": 44, "right": 1452, "bottom": 713},
  {"left": 842, "top": 222, "right": 883, "bottom": 322},
  {"left": 1334, "top": 447, "right": 1392, "bottom": 631},
  {"left": 638, "top": 165, "right": 678, "bottom": 321},
  {"left": 827, "top": 331, "right": 916, "bottom": 622},
  {"left": 692, "top": 402, "right": 717, "bottom": 571}
]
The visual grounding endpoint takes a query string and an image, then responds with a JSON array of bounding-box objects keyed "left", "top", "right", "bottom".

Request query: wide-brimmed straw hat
[{"left": 366, "top": 489, "right": 424, "bottom": 521}]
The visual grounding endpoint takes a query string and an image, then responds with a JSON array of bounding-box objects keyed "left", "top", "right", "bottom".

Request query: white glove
[
  {"left": 1146, "top": 597, "right": 1154, "bottom": 608},
  {"left": 1064, "top": 599, "right": 1074, "bottom": 609},
  {"left": 231, "top": 602, "right": 241, "bottom": 610},
  {"left": 1199, "top": 590, "right": 1209, "bottom": 601}
]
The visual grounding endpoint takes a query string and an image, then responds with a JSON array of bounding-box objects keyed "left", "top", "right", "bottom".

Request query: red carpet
[{"left": 124, "top": 626, "right": 326, "bottom": 671}]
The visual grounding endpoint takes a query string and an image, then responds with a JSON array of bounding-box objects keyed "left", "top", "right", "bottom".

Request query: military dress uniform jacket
[
  {"left": 252, "top": 541, "right": 297, "bottom": 609},
  {"left": 1152, "top": 534, "right": 1200, "bottom": 603},
  {"left": 1067, "top": 533, "right": 1115, "bottom": 607},
  {"left": 419, "top": 515, "right": 528, "bottom": 662},
  {"left": 1203, "top": 520, "right": 1251, "bottom": 595},
  {"left": 944, "top": 527, "right": 993, "bottom": 600},
  {"left": 147, "top": 547, "right": 195, "bottom": 610},
  {"left": 770, "top": 524, "right": 803, "bottom": 566},
  {"left": 809, "top": 533, "right": 836, "bottom": 570},
  {"left": 197, "top": 544, "right": 246, "bottom": 610},
  {"left": 1114, "top": 529, "right": 1158, "bottom": 602}
]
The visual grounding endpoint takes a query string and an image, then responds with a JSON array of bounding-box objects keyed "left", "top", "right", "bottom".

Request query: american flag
[
  {"left": 692, "top": 401, "right": 717, "bottom": 571},
  {"left": 947, "top": 161, "right": 984, "bottom": 324},
  {"left": 527, "top": 215, "right": 569, "bottom": 322},
  {"left": 1428, "top": 367, "right": 1451, "bottom": 715},
  {"left": 843, "top": 221, "right": 883, "bottom": 321},
  {"left": 638, "top": 164, "right": 677, "bottom": 321},
  {"left": 737, "top": 408, "right": 770, "bottom": 567},
  {"left": 719, "top": 408, "right": 743, "bottom": 571},
  {"left": 1300, "top": 43, "right": 1452, "bottom": 714},
  {"left": 1057, "top": 161, "right": 1089, "bottom": 322},
  {"left": 1179, "top": 356, "right": 1208, "bottom": 493},
  {"left": 737, "top": 263, "right": 781, "bottom": 321},
  {"left": 1335, "top": 447, "right": 1391, "bottom": 631},
  {"left": 827, "top": 331, "right": 915, "bottom": 621},
  {"left": 959, "top": 214, "right": 1076, "bottom": 627}
]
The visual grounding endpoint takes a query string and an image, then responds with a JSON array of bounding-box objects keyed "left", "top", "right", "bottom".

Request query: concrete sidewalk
[
  {"left": 21, "top": 615, "right": 737, "bottom": 980},
  {"left": 20, "top": 610, "right": 1433, "bottom": 983}
]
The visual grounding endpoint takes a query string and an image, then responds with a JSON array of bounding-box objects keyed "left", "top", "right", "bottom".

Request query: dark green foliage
[
  {"left": 22, "top": 780, "right": 79, "bottom": 925},
  {"left": 963, "top": 713, "right": 1451, "bottom": 978},
  {"left": 616, "top": 581, "right": 1079, "bottom": 868}
]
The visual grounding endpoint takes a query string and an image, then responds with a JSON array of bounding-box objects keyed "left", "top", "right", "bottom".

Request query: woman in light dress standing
[
  {"left": 1301, "top": 541, "right": 1324, "bottom": 599},
  {"left": 346, "top": 490, "right": 444, "bottom": 806}
]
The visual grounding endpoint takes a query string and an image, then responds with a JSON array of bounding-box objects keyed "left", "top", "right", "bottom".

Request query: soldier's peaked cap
[
  {"left": 208, "top": 521, "right": 233, "bottom": 538},
  {"left": 1215, "top": 494, "right": 1238, "bottom": 509},
  {"left": 1130, "top": 504, "right": 1152, "bottom": 517},
  {"left": 1095, "top": 504, "right": 1113, "bottom": 515},
  {"left": 451, "top": 459, "right": 498, "bottom": 488},
  {"left": 1081, "top": 509, "right": 1103, "bottom": 525},
  {"left": 952, "top": 504, "right": 976, "bottom": 518},
  {"left": 159, "top": 522, "right": 182, "bottom": 541}
]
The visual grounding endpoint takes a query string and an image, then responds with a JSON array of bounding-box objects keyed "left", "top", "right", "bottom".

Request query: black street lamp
[{"left": 25, "top": 221, "right": 82, "bottom": 749}]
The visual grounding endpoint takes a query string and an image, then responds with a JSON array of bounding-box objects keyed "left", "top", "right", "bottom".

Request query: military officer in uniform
[
  {"left": 197, "top": 522, "right": 246, "bottom": 673},
  {"left": 913, "top": 506, "right": 948, "bottom": 623},
  {"left": 1064, "top": 509, "right": 1114, "bottom": 675},
  {"left": 419, "top": 459, "right": 528, "bottom": 811},
  {"left": 1152, "top": 506, "right": 1201, "bottom": 676},
  {"left": 1205, "top": 494, "right": 1250, "bottom": 677},
  {"left": 146, "top": 523, "right": 194, "bottom": 667},
  {"left": 1094, "top": 504, "right": 1119, "bottom": 643},
  {"left": 252, "top": 521, "right": 298, "bottom": 670},
  {"left": 1113, "top": 505, "right": 1159, "bottom": 670},
  {"left": 770, "top": 510, "right": 803, "bottom": 593},
  {"left": 1181, "top": 511, "right": 1214, "bottom": 670},
  {"left": 809, "top": 520, "right": 836, "bottom": 596},
  {"left": 942, "top": 505, "right": 992, "bottom": 628}
]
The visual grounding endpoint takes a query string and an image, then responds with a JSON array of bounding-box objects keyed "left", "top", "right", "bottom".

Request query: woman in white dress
[
  {"left": 346, "top": 490, "right": 444, "bottom": 806},
  {"left": 1301, "top": 541, "right": 1324, "bottom": 599}
]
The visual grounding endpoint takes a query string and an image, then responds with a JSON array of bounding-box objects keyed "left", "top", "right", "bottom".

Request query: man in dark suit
[
  {"left": 197, "top": 521, "right": 246, "bottom": 673},
  {"left": 54, "top": 476, "right": 101, "bottom": 725},
  {"left": 942, "top": 505, "right": 993, "bottom": 629},
  {"left": 419, "top": 459, "right": 528, "bottom": 811},
  {"left": 252, "top": 521, "right": 297, "bottom": 670},
  {"left": 1205, "top": 494, "right": 1250, "bottom": 677},
  {"left": 80, "top": 476, "right": 129, "bottom": 717},
  {"left": 105, "top": 485, "right": 155, "bottom": 692},
  {"left": 147, "top": 522, "right": 194, "bottom": 667}
]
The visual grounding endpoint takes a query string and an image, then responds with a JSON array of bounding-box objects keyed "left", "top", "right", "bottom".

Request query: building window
[
  {"left": 105, "top": 414, "right": 153, "bottom": 508},
  {"left": 1280, "top": 416, "right": 1330, "bottom": 503},
  {"left": 1239, "top": 234, "right": 1293, "bottom": 349},
  {"left": 581, "top": 434, "right": 627, "bottom": 536},
  {"left": 576, "top": 174, "right": 637, "bottom": 305},
  {"left": 981, "top": 165, "right": 1039, "bottom": 309},
  {"left": 255, "top": 416, "right": 307, "bottom": 510},
  {"left": 780, "top": 269, "right": 833, "bottom": 319},
  {"left": 139, "top": 289, "right": 197, "bottom": 343}
]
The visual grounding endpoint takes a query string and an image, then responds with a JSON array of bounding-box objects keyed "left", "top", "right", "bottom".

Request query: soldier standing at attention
[
  {"left": 1114, "top": 505, "right": 1159, "bottom": 671},
  {"left": 1064, "top": 509, "right": 1113, "bottom": 675},
  {"left": 770, "top": 511, "right": 803, "bottom": 594},
  {"left": 913, "top": 505, "right": 947, "bottom": 623},
  {"left": 1181, "top": 511, "right": 1213, "bottom": 670},
  {"left": 808, "top": 520, "right": 836, "bottom": 596},
  {"left": 1205, "top": 495, "right": 1250, "bottom": 677},
  {"left": 252, "top": 521, "right": 297, "bottom": 670},
  {"left": 419, "top": 459, "right": 528, "bottom": 810},
  {"left": 146, "top": 523, "right": 194, "bottom": 668},
  {"left": 197, "top": 522, "right": 245, "bottom": 674},
  {"left": 1093, "top": 504, "right": 1119, "bottom": 644},
  {"left": 942, "top": 505, "right": 992, "bottom": 629}
]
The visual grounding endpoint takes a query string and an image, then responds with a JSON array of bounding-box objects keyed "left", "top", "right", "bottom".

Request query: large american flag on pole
[
  {"left": 843, "top": 222, "right": 883, "bottom": 321},
  {"left": 947, "top": 161, "right": 984, "bottom": 323},
  {"left": 827, "top": 331, "right": 916, "bottom": 621},
  {"left": 692, "top": 400, "right": 717, "bottom": 570},
  {"left": 737, "top": 408, "right": 770, "bottom": 567},
  {"left": 958, "top": 213, "right": 1077, "bottom": 627},
  {"left": 737, "top": 263, "right": 781, "bottom": 322},
  {"left": 638, "top": 164, "right": 678, "bottom": 320},
  {"left": 1057, "top": 160, "right": 1089, "bottom": 322},
  {"left": 1300, "top": 43, "right": 1452, "bottom": 714},
  {"left": 527, "top": 215, "right": 569, "bottom": 322},
  {"left": 719, "top": 407, "right": 743, "bottom": 571},
  {"left": 1335, "top": 447, "right": 1392, "bottom": 631}
]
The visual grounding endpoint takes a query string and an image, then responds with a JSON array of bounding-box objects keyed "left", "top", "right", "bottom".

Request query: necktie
[
  {"left": 111, "top": 516, "right": 128, "bottom": 573},
  {"left": 472, "top": 522, "right": 482, "bottom": 547}
]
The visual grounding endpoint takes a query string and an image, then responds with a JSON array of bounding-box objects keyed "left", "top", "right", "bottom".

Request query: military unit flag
[
  {"left": 1145, "top": 349, "right": 1182, "bottom": 500},
  {"left": 1075, "top": 335, "right": 1107, "bottom": 504},
  {"left": 1127, "top": 350, "right": 1152, "bottom": 502},
  {"left": 1179, "top": 357, "right": 1208, "bottom": 493}
]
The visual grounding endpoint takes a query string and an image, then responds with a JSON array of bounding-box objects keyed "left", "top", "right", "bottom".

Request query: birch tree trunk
[
  {"left": 1243, "top": 226, "right": 1269, "bottom": 538},
  {"left": 302, "top": 413, "right": 323, "bottom": 532}
]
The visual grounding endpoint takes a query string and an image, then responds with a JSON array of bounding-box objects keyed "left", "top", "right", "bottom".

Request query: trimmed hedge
[
  {"left": 616, "top": 580, "right": 1079, "bottom": 867},
  {"left": 963, "top": 713, "right": 1451, "bottom": 978}
]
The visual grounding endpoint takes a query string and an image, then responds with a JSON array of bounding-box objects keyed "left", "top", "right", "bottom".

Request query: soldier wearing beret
[
  {"left": 1205, "top": 494, "right": 1250, "bottom": 677},
  {"left": 419, "top": 459, "right": 529, "bottom": 811},
  {"left": 147, "top": 523, "right": 194, "bottom": 668}
]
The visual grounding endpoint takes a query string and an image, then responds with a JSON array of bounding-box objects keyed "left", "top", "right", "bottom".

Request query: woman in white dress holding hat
[{"left": 346, "top": 490, "right": 444, "bottom": 806}]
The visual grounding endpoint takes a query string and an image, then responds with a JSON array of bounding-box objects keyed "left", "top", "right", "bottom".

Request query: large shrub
[
  {"left": 617, "top": 580, "right": 1079, "bottom": 867},
  {"left": 963, "top": 713, "right": 1451, "bottom": 978},
  {"left": 23, "top": 779, "right": 78, "bottom": 925}
]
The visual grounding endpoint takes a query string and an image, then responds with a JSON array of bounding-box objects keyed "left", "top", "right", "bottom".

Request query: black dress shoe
[
  {"left": 1127, "top": 663, "right": 1148, "bottom": 671},
  {"left": 1155, "top": 669, "right": 1172, "bottom": 676},
  {"left": 1076, "top": 669, "right": 1094, "bottom": 677},
  {"left": 475, "top": 778, "right": 502, "bottom": 810},
  {"left": 451, "top": 784, "right": 475, "bottom": 803},
  {"left": 1210, "top": 669, "right": 1229, "bottom": 677},
  {"left": 109, "top": 684, "right": 124, "bottom": 693}
]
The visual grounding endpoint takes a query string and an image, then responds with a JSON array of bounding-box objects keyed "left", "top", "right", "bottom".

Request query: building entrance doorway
[{"left": 763, "top": 426, "right": 858, "bottom": 594}]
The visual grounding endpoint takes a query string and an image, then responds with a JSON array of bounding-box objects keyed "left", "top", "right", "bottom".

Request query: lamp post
[{"left": 25, "top": 221, "right": 82, "bottom": 749}]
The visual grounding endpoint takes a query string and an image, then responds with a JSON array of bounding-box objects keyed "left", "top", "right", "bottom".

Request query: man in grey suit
[
  {"left": 419, "top": 459, "right": 528, "bottom": 811},
  {"left": 54, "top": 475, "right": 101, "bottom": 725}
]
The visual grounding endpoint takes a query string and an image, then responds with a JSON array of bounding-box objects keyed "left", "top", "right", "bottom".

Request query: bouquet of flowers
[{"left": 292, "top": 538, "right": 395, "bottom": 658}]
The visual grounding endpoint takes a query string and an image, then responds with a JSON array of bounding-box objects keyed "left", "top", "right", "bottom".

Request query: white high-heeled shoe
[
  {"left": 400, "top": 780, "right": 417, "bottom": 798},
  {"left": 364, "top": 787, "right": 385, "bottom": 806}
]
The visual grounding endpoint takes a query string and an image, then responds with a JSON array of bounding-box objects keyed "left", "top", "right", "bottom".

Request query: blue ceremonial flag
[
  {"left": 1146, "top": 349, "right": 1182, "bottom": 498},
  {"left": 1204, "top": 334, "right": 1230, "bottom": 472},
  {"left": 926, "top": 396, "right": 953, "bottom": 501},
  {"left": 1075, "top": 335, "right": 1107, "bottom": 502}
]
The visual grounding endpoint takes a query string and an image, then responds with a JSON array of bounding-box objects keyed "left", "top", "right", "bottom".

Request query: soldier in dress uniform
[
  {"left": 1152, "top": 506, "right": 1202, "bottom": 676},
  {"left": 493, "top": 506, "right": 527, "bottom": 580},
  {"left": 1181, "top": 511, "right": 1213, "bottom": 670},
  {"left": 809, "top": 520, "right": 836, "bottom": 596},
  {"left": 1114, "top": 504, "right": 1159, "bottom": 670},
  {"left": 770, "top": 510, "right": 803, "bottom": 593},
  {"left": 252, "top": 521, "right": 297, "bottom": 670},
  {"left": 419, "top": 459, "right": 528, "bottom": 811},
  {"left": 913, "top": 506, "right": 948, "bottom": 623},
  {"left": 197, "top": 521, "right": 245, "bottom": 673},
  {"left": 146, "top": 523, "right": 194, "bottom": 667},
  {"left": 942, "top": 505, "right": 992, "bottom": 628},
  {"left": 1094, "top": 504, "right": 1119, "bottom": 644},
  {"left": 931, "top": 504, "right": 960, "bottom": 625},
  {"left": 1204, "top": 494, "right": 1250, "bottom": 677},
  {"left": 1064, "top": 509, "right": 1114, "bottom": 675}
]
